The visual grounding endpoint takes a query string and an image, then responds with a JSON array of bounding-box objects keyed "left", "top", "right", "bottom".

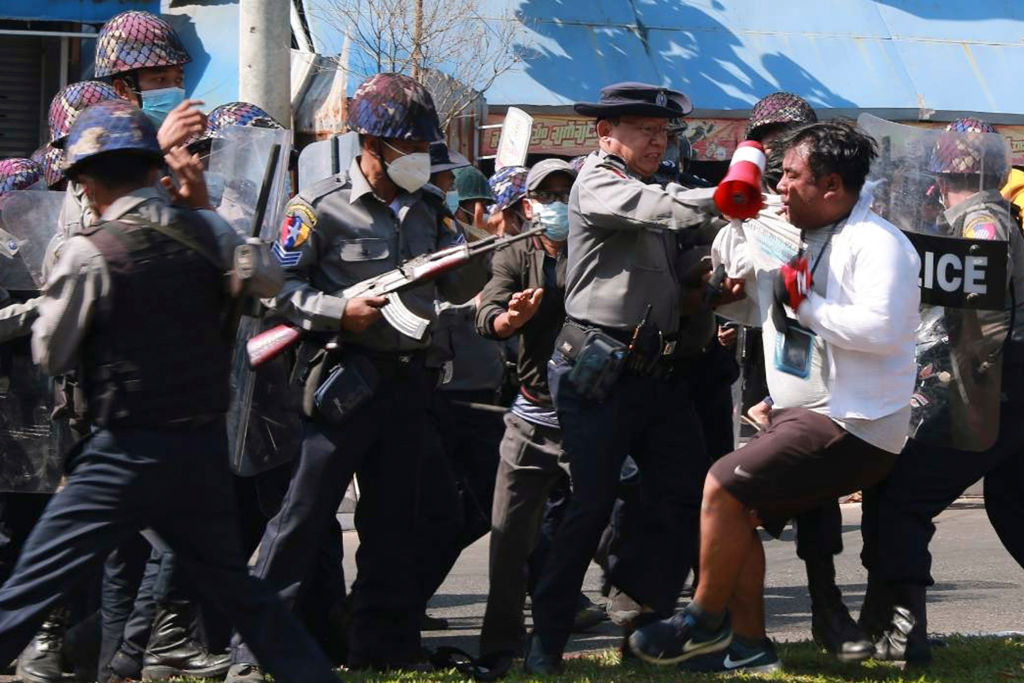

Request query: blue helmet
[
  {"left": 347, "top": 73, "right": 442, "bottom": 142},
  {"left": 63, "top": 100, "right": 162, "bottom": 173}
]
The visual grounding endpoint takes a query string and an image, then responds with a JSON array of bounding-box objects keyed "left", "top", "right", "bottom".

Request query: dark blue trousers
[
  {"left": 531, "top": 354, "right": 709, "bottom": 656},
  {"left": 233, "top": 360, "right": 434, "bottom": 668},
  {"left": 862, "top": 356, "right": 1024, "bottom": 585},
  {"left": 0, "top": 420, "right": 336, "bottom": 683}
]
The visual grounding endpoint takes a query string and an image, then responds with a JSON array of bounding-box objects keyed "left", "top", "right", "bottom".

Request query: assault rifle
[{"left": 246, "top": 226, "right": 544, "bottom": 368}]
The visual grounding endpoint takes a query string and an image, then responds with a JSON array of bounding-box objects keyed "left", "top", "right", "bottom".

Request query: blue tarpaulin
[
  {"left": 0, "top": 1, "right": 160, "bottom": 23},
  {"left": 487, "top": 0, "right": 1024, "bottom": 121},
  {"left": 303, "top": 0, "right": 1024, "bottom": 121}
]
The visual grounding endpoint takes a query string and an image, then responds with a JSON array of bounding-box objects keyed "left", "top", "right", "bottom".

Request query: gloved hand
[{"left": 774, "top": 256, "right": 812, "bottom": 312}]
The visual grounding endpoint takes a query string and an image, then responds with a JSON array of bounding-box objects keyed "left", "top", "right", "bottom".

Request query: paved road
[
  {"left": 5, "top": 501, "right": 1020, "bottom": 681},
  {"left": 354, "top": 501, "right": 1024, "bottom": 656}
]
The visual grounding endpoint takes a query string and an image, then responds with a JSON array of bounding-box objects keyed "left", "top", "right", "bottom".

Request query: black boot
[
  {"left": 873, "top": 583, "right": 931, "bottom": 666},
  {"left": 806, "top": 557, "right": 874, "bottom": 662},
  {"left": 15, "top": 608, "right": 69, "bottom": 683},
  {"left": 140, "top": 601, "right": 231, "bottom": 681},
  {"left": 858, "top": 574, "right": 894, "bottom": 640}
]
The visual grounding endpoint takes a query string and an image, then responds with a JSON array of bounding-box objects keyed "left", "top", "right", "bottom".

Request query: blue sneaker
[
  {"left": 628, "top": 609, "right": 732, "bottom": 665},
  {"left": 679, "top": 637, "right": 782, "bottom": 674}
]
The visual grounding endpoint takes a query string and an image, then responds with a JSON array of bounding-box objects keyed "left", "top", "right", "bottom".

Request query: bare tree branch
[{"left": 308, "top": 0, "right": 530, "bottom": 130}]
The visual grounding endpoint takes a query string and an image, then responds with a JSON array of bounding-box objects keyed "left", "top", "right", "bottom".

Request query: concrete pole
[{"left": 239, "top": 0, "right": 291, "bottom": 127}]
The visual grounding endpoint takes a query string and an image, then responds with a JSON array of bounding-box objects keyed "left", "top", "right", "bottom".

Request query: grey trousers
[{"left": 480, "top": 412, "right": 569, "bottom": 656}]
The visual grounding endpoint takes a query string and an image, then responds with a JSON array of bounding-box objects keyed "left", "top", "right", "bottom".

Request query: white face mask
[{"left": 382, "top": 140, "right": 430, "bottom": 193}]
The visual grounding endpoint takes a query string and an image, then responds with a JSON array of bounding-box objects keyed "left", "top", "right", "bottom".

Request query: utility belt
[
  {"left": 555, "top": 312, "right": 686, "bottom": 400},
  {"left": 298, "top": 340, "right": 426, "bottom": 426}
]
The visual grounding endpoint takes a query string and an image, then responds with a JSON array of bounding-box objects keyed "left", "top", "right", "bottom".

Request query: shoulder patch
[
  {"left": 279, "top": 203, "right": 317, "bottom": 250},
  {"left": 964, "top": 212, "right": 999, "bottom": 240}
]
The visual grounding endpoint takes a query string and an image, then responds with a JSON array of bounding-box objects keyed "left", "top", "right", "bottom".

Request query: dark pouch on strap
[
  {"left": 306, "top": 353, "right": 379, "bottom": 425},
  {"left": 557, "top": 326, "right": 627, "bottom": 401}
]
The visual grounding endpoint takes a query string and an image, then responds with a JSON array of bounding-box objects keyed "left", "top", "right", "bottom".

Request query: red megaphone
[{"left": 714, "top": 140, "right": 766, "bottom": 220}]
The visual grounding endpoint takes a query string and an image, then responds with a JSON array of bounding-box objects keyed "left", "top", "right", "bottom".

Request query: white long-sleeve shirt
[{"left": 714, "top": 193, "right": 921, "bottom": 452}]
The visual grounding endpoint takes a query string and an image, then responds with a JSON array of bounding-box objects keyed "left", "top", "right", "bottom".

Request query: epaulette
[
  {"left": 596, "top": 153, "right": 629, "bottom": 179},
  {"left": 299, "top": 172, "right": 349, "bottom": 205}
]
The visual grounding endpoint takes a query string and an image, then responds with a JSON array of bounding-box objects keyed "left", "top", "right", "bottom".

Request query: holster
[
  {"left": 301, "top": 346, "right": 379, "bottom": 425},
  {"left": 555, "top": 323, "right": 627, "bottom": 401}
]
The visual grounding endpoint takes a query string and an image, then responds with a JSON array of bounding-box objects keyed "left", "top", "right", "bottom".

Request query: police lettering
[{"left": 919, "top": 250, "right": 988, "bottom": 296}]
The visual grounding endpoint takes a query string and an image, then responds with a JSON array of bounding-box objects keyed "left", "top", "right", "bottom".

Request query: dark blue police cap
[{"left": 574, "top": 82, "right": 693, "bottom": 119}]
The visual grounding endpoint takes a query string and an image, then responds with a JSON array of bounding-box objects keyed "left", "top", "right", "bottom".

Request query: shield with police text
[
  {"left": 859, "top": 114, "right": 1014, "bottom": 451},
  {"left": 207, "top": 125, "right": 292, "bottom": 241},
  {"left": 297, "top": 132, "right": 358, "bottom": 192},
  {"left": 0, "top": 190, "right": 63, "bottom": 291}
]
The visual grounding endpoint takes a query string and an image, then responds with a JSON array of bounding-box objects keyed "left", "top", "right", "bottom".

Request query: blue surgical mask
[
  {"left": 140, "top": 86, "right": 186, "bottom": 126},
  {"left": 531, "top": 200, "right": 570, "bottom": 241},
  {"left": 445, "top": 191, "right": 460, "bottom": 215}
]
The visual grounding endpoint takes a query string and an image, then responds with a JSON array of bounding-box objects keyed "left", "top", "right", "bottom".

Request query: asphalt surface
[
  {"left": 389, "top": 501, "right": 1024, "bottom": 656},
  {"left": 4, "top": 501, "right": 1020, "bottom": 681}
]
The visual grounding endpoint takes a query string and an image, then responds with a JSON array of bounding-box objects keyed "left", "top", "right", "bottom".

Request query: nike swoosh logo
[
  {"left": 724, "top": 653, "right": 764, "bottom": 669},
  {"left": 733, "top": 465, "right": 753, "bottom": 479},
  {"left": 682, "top": 639, "right": 705, "bottom": 653}
]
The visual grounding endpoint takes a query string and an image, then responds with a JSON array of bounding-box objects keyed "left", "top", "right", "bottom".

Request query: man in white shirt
[{"left": 629, "top": 121, "right": 921, "bottom": 669}]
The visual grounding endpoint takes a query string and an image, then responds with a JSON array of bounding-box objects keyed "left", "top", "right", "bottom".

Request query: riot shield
[
  {"left": 0, "top": 190, "right": 64, "bottom": 291},
  {"left": 0, "top": 334, "right": 65, "bottom": 493},
  {"left": 208, "top": 125, "right": 304, "bottom": 475},
  {"left": 859, "top": 114, "right": 1013, "bottom": 451},
  {"left": 226, "top": 315, "right": 303, "bottom": 477},
  {"left": 207, "top": 125, "right": 292, "bottom": 241},
  {"left": 297, "top": 132, "right": 358, "bottom": 192}
]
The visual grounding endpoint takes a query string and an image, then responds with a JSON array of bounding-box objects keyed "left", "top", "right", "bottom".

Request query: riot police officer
[
  {"left": 0, "top": 99, "right": 337, "bottom": 683},
  {"left": 861, "top": 117, "right": 1024, "bottom": 665},
  {"left": 523, "top": 82, "right": 724, "bottom": 673},
  {"left": 225, "top": 73, "right": 487, "bottom": 681}
]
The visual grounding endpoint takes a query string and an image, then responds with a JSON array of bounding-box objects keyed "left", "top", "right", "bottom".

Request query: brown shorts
[{"left": 709, "top": 407, "right": 897, "bottom": 537}]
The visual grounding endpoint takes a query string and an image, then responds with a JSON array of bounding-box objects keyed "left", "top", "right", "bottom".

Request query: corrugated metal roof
[{"left": 476, "top": 0, "right": 1024, "bottom": 121}]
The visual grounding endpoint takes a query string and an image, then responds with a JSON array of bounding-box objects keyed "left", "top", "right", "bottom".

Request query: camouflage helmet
[
  {"left": 31, "top": 144, "right": 65, "bottom": 188},
  {"left": 94, "top": 10, "right": 191, "bottom": 79},
  {"left": 745, "top": 92, "right": 817, "bottom": 142},
  {"left": 0, "top": 158, "right": 43, "bottom": 195},
  {"left": 186, "top": 101, "right": 283, "bottom": 152},
  {"left": 48, "top": 81, "right": 122, "bottom": 147},
  {"left": 928, "top": 117, "right": 1008, "bottom": 178},
  {"left": 63, "top": 100, "right": 162, "bottom": 173},
  {"left": 488, "top": 165, "right": 529, "bottom": 211},
  {"left": 346, "top": 73, "right": 442, "bottom": 142}
]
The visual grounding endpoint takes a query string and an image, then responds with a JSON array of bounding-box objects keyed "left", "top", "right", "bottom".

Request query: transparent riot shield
[
  {"left": 208, "top": 125, "right": 303, "bottom": 475},
  {"left": 0, "top": 335, "right": 64, "bottom": 493},
  {"left": 297, "top": 132, "right": 358, "bottom": 192},
  {"left": 859, "top": 114, "right": 1013, "bottom": 451},
  {"left": 0, "top": 190, "right": 64, "bottom": 291},
  {"left": 208, "top": 125, "right": 292, "bottom": 241}
]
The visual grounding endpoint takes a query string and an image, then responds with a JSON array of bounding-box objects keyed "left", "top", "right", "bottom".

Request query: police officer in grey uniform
[
  {"left": 0, "top": 99, "right": 337, "bottom": 683},
  {"left": 226, "top": 73, "right": 487, "bottom": 681},
  {"left": 862, "top": 117, "right": 1024, "bottom": 665},
  {"left": 524, "top": 82, "right": 725, "bottom": 673}
]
